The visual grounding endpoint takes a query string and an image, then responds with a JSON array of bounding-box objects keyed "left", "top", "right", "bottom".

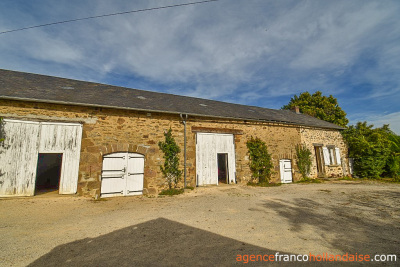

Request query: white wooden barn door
[
  {"left": 100, "top": 153, "right": 144, "bottom": 197},
  {"left": 0, "top": 120, "right": 40, "bottom": 196},
  {"left": 196, "top": 133, "right": 236, "bottom": 186},
  {"left": 0, "top": 119, "right": 82, "bottom": 197},
  {"left": 39, "top": 122, "right": 82, "bottom": 194}
]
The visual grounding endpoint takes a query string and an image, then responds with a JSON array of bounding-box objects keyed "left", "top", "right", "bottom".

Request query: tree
[
  {"left": 282, "top": 91, "right": 349, "bottom": 127},
  {"left": 158, "top": 128, "right": 182, "bottom": 189},
  {"left": 342, "top": 122, "right": 392, "bottom": 178},
  {"left": 295, "top": 144, "right": 312, "bottom": 179},
  {"left": 246, "top": 136, "right": 273, "bottom": 183}
]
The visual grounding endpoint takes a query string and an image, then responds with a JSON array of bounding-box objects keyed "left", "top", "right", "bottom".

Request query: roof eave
[{"left": 0, "top": 96, "right": 344, "bottom": 130}]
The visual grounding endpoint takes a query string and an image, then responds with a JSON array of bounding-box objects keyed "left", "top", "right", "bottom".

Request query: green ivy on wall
[
  {"left": 246, "top": 136, "right": 273, "bottom": 183},
  {"left": 295, "top": 144, "right": 312, "bottom": 179}
]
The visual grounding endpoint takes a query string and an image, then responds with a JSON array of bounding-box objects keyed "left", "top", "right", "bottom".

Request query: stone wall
[
  {"left": 187, "top": 119, "right": 303, "bottom": 183},
  {"left": 0, "top": 99, "right": 348, "bottom": 196}
]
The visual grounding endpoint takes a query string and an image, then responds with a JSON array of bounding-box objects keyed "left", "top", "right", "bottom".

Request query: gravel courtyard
[{"left": 1, "top": 181, "right": 399, "bottom": 266}]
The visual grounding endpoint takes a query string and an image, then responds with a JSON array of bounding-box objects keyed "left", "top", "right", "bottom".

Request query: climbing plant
[
  {"left": 246, "top": 136, "right": 273, "bottom": 183},
  {"left": 158, "top": 128, "right": 182, "bottom": 189},
  {"left": 0, "top": 117, "right": 5, "bottom": 144},
  {"left": 295, "top": 144, "right": 312, "bottom": 179}
]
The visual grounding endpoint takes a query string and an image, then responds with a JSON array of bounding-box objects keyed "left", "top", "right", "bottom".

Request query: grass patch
[
  {"left": 296, "top": 177, "right": 322, "bottom": 183},
  {"left": 338, "top": 176, "right": 355, "bottom": 181},
  {"left": 91, "top": 197, "right": 108, "bottom": 202},
  {"left": 338, "top": 176, "right": 400, "bottom": 184},
  {"left": 247, "top": 181, "right": 282, "bottom": 187},
  {"left": 185, "top": 186, "right": 195, "bottom": 190},
  {"left": 369, "top": 177, "right": 400, "bottom": 184},
  {"left": 158, "top": 188, "right": 184, "bottom": 196}
]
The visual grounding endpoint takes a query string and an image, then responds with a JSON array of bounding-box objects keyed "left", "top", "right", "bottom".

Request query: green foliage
[
  {"left": 246, "top": 136, "right": 273, "bottom": 183},
  {"left": 385, "top": 132, "right": 400, "bottom": 179},
  {"left": 158, "top": 128, "right": 182, "bottom": 189},
  {"left": 295, "top": 144, "right": 312, "bottom": 179},
  {"left": 342, "top": 122, "right": 393, "bottom": 178},
  {"left": 282, "top": 91, "right": 349, "bottom": 127},
  {"left": 386, "top": 154, "right": 400, "bottom": 180},
  {"left": 158, "top": 188, "right": 184, "bottom": 196}
]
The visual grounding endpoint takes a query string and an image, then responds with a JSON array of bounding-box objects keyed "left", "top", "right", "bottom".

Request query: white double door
[{"left": 100, "top": 152, "right": 144, "bottom": 197}]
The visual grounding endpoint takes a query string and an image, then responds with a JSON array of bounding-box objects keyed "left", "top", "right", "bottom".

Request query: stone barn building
[{"left": 0, "top": 69, "right": 349, "bottom": 197}]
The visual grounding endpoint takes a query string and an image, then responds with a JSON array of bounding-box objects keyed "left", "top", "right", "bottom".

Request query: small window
[
  {"left": 323, "top": 146, "right": 341, "bottom": 166},
  {"left": 328, "top": 147, "right": 337, "bottom": 165}
]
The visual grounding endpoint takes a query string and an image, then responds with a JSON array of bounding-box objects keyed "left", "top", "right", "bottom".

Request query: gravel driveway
[{"left": 1, "top": 181, "right": 399, "bottom": 266}]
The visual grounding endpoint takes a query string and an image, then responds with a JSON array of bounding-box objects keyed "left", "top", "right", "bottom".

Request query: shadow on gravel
[
  {"left": 29, "top": 218, "right": 313, "bottom": 267},
  {"left": 262, "top": 190, "right": 400, "bottom": 261}
]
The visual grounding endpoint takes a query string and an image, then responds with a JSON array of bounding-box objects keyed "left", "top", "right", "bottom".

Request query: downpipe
[{"left": 180, "top": 113, "right": 188, "bottom": 188}]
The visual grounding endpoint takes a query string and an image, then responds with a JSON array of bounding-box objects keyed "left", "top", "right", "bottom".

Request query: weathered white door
[
  {"left": 39, "top": 122, "right": 82, "bottom": 194},
  {"left": 0, "top": 119, "right": 82, "bottom": 197},
  {"left": 100, "top": 153, "right": 126, "bottom": 197},
  {"left": 0, "top": 120, "right": 40, "bottom": 196},
  {"left": 196, "top": 133, "right": 236, "bottom": 186},
  {"left": 126, "top": 154, "right": 144, "bottom": 196},
  {"left": 100, "top": 152, "right": 144, "bottom": 197},
  {"left": 280, "top": 159, "right": 293, "bottom": 183}
]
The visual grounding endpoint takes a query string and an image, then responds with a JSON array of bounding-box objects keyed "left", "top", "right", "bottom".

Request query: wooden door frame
[{"left": 314, "top": 145, "right": 326, "bottom": 177}]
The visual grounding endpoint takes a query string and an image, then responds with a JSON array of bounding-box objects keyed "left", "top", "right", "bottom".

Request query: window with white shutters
[{"left": 325, "top": 146, "right": 341, "bottom": 166}]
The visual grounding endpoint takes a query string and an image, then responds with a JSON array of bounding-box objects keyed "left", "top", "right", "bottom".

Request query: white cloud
[
  {"left": 289, "top": 1, "right": 397, "bottom": 69},
  {"left": 0, "top": 0, "right": 399, "bottom": 120},
  {"left": 361, "top": 112, "right": 400, "bottom": 135}
]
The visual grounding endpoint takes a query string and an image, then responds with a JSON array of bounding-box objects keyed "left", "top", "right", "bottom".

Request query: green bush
[
  {"left": 246, "top": 136, "right": 273, "bottom": 183},
  {"left": 342, "top": 122, "right": 392, "bottom": 178},
  {"left": 295, "top": 144, "right": 312, "bottom": 179},
  {"left": 385, "top": 133, "right": 400, "bottom": 179}
]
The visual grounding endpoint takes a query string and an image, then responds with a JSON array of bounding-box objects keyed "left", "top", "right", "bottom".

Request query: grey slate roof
[{"left": 0, "top": 69, "right": 344, "bottom": 130}]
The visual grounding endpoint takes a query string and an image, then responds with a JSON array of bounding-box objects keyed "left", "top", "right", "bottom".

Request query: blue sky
[{"left": 1, "top": 0, "right": 399, "bottom": 133}]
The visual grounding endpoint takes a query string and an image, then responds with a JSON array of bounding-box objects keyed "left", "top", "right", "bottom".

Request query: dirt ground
[{"left": 1, "top": 180, "right": 399, "bottom": 266}]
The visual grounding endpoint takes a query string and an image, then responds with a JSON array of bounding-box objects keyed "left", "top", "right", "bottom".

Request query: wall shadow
[
  {"left": 261, "top": 190, "right": 400, "bottom": 260},
  {"left": 28, "top": 218, "right": 314, "bottom": 267}
]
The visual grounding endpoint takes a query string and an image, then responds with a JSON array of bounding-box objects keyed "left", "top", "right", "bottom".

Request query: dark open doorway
[
  {"left": 217, "top": 153, "right": 229, "bottom": 184},
  {"left": 35, "top": 153, "right": 63, "bottom": 194}
]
